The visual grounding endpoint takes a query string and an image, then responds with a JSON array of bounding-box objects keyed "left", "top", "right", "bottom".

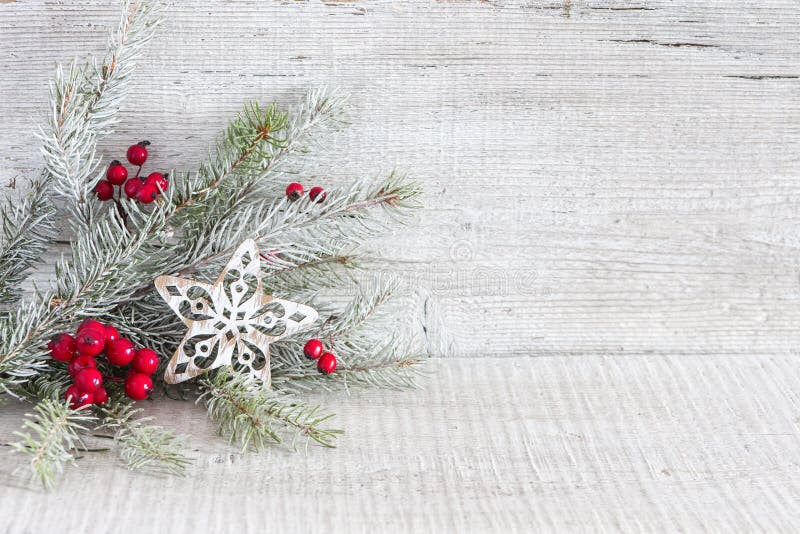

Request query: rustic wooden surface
[
  {"left": 1, "top": 0, "right": 800, "bottom": 531},
  {"left": 3, "top": 356, "right": 800, "bottom": 532}
]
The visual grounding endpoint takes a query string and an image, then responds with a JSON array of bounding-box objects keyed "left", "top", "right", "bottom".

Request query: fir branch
[
  {"left": 166, "top": 89, "right": 343, "bottom": 233},
  {"left": 88, "top": 0, "right": 164, "bottom": 133},
  {"left": 269, "top": 275, "right": 427, "bottom": 391},
  {"left": 101, "top": 401, "right": 191, "bottom": 475},
  {"left": 199, "top": 368, "right": 342, "bottom": 450},
  {"left": 261, "top": 251, "right": 357, "bottom": 298},
  {"left": 171, "top": 171, "right": 421, "bottom": 283},
  {"left": 168, "top": 101, "right": 288, "bottom": 222},
  {"left": 39, "top": 0, "right": 163, "bottom": 227},
  {"left": 0, "top": 177, "right": 56, "bottom": 305},
  {"left": 10, "top": 398, "right": 97, "bottom": 490},
  {"left": 273, "top": 351, "right": 424, "bottom": 392},
  {"left": 105, "top": 90, "right": 345, "bottom": 308},
  {"left": 0, "top": 203, "right": 171, "bottom": 393},
  {"left": 326, "top": 275, "right": 398, "bottom": 338}
]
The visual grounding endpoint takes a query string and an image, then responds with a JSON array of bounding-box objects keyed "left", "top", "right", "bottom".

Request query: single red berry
[
  {"left": 303, "top": 339, "right": 324, "bottom": 360},
  {"left": 65, "top": 385, "right": 93, "bottom": 409},
  {"left": 106, "top": 162, "right": 128, "bottom": 185},
  {"left": 103, "top": 324, "right": 120, "bottom": 343},
  {"left": 309, "top": 186, "right": 327, "bottom": 203},
  {"left": 317, "top": 352, "right": 337, "bottom": 374},
  {"left": 123, "top": 177, "right": 143, "bottom": 198},
  {"left": 48, "top": 333, "right": 76, "bottom": 362},
  {"left": 93, "top": 386, "right": 109, "bottom": 405},
  {"left": 65, "top": 384, "right": 79, "bottom": 401},
  {"left": 95, "top": 180, "right": 114, "bottom": 201},
  {"left": 75, "top": 368, "right": 103, "bottom": 394},
  {"left": 135, "top": 183, "right": 158, "bottom": 204},
  {"left": 127, "top": 141, "right": 149, "bottom": 166},
  {"left": 132, "top": 348, "right": 159, "bottom": 375},
  {"left": 68, "top": 354, "right": 97, "bottom": 378},
  {"left": 125, "top": 373, "right": 153, "bottom": 401},
  {"left": 285, "top": 182, "right": 304, "bottom": 201},
  {"left": 144, "top": 172, "right": 168, "bottom": 192},
  {"left": 75, "top": 328, "right": 105, "bottom": 357},
  {"left": 106, "top": 338, "right": 136, "bottom": 366},
  {"left": 78, "top": 319, "right": 105, "bottom": 335}
]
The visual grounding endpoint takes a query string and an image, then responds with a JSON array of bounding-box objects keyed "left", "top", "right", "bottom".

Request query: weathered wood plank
[
  {"left": 3, "top": 356, "right": 800, "bottom": 532},
  {"left": 1, "top": 0, "right": 799, "bottom": 359}
]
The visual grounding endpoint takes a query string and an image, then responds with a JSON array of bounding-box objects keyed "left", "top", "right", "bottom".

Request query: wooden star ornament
[{"left": 154, "top": 239, "right": 318, "bottom": 386}]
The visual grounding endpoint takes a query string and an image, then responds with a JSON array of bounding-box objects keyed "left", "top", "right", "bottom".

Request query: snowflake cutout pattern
[{"left": 154, "top": 239, "right": 318, "bottom": 386}]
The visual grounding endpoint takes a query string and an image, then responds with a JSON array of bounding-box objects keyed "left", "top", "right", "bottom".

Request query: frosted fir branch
[
  {"left": 113, "top": 169, "right": 419, "bottom": 312},
  {"left": 157, "top": 91, "right": 346, "bottom": 272},
  {"left": 199, "top": 368, "right": 342, "bottom": 450},
  {"left": 211, "top": 88, "right": 347, "bottom": 203},
  {"left": 0, "top": 1, "right": 166, "bottom": 393},
  {"left": 0, "top": 178, "right": 56, "bottom": 305},
  {"left": 272, "top": 347, "right": 425, "bottom": 393},
  {"left": 261, "top": 251, "right": 358, "bottom": 298},
  {"left": 88, "top": 0, "right": 164, "bottom": 134},
  {"left": 16, "top": 365, "right": 73, "bottom": 402},
  {"left": 39, "top": 0, "right": 163, "bottom": 227},
  {"left": 326, "top": 275, "right": 398, "bottom": 338},
  {"left": 168, "top": 101, "right": 288, "bottom": 223},
  {"left": 101, "top": 402, "right": 191, "bottom": 475},
  {"left": 169, "top": 172, "right": 421, "bottom": 284},
  {"left": 168, "top": 89, "right": 343, "bottom": 232},
  {"left": 0, "top": 203, "right": 172, "bottom": 393},
  {"left": 99, "top": 91, "right": 340, "bottom": 290},
  {"left": 10, "top": 399, "right": 97, "bottom": 490},
  {"left": 269, "top": 277, "right": 427, "bottom": 391},
  {"left": 0, "top": 300, "right": 61, "bottom": 396}
]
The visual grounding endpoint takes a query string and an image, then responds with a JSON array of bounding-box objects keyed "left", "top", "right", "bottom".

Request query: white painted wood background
[{"left": 1, "top": 1, "right": 800, "bottom": 532}]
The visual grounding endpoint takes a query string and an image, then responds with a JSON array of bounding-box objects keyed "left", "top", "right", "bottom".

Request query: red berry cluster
[
  {"left": 94, "top": 141, "right": 169, "bottom": 205},
  {"left": 285, "top": 182, "right": 327, "bottom": 204},
  {"left": 303, "top": 339, "right": 337, "bottom": 374},
  {"left": 48, "top": 320, "right": 159, "bottom": 408}
]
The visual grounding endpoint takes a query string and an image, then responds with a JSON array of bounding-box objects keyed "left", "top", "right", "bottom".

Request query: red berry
[
  {"left": 106, "top": 338, "right": 136, "bottom": 366},
  {"left": 285, "top": 182, "right": 304, "bottom": 201},
  {"left": 68, "top": 354, "right": 97, "bottom": 378},
  {"left": 48, "top": 333, "right": 76, "bottom": 362},
  {"left": 135, "top": 183, "right": 158, "bottom": 204},
  {"left": 106, "top": 163, "right": 128, "bottom": 185},
  {"left": 78, "top": 319, "right": 105, "bottom": 335},
  {"left": 309, "top": 186, "right": 327, "bottom": 203},
  {"left": 303, "top": 339, "right": 324, "bottom": 360},
  {"left": 75, "top": 328, "right": 105, "bottom": 357},
  {"left": 125, "top": 373, "right": 153, "bottom": 401},
  {"left": 132, "top": 348, "right": 159, "bottom": 375},
  {"left": 75, "top": 368, "right": 103, "bottom": 394},
  {"left": 144, "top": 172, "right": 168, "bottom": 192},
  {"left": 103, "top": 324, "right": 120, "bottom": 343},
  {"left": 127, "top": 141, "right": 149, "bottom": 166},
  {"left": 317, "top": 352, "right": 337, "bottom": 374},
  {"left": 95, "top": 180, "right": 114, "bottom": 201},
  {"left": 65, "top": 384, "right": 78, "bottom": 400},
  {"left": 123, "top": 177, "right": 143, "bottom": 198},
  {"left": 93, "top": 386, "right": 109, "bottom": 405},
  {"left": 65, "top": 385, "right": 93, "bottom": 409}
]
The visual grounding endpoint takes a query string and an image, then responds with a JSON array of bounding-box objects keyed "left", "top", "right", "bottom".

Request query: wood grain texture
[
  {"left": 2, "top": 356, "right": 800, "bottom": 532},
  {"left": 2, "top": 0, "right": 799, "bottom": 358}
]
